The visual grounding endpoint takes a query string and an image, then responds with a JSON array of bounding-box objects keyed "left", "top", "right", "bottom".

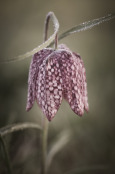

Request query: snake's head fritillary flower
[{"left": 26, "top": 44, "right": 89, "bottom": 121}]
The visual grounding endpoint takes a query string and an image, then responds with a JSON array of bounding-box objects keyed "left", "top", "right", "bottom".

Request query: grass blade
[
  {"left": 0, "top": 122, "right": 41, "bottom": 137},
  {"left": 58, "top": 13, "right": 115, "bottom": 41}
]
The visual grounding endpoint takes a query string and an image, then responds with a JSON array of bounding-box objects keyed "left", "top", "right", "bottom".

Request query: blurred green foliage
[{"left": 0, "top": 0, "right": 115, "bottom": 173}]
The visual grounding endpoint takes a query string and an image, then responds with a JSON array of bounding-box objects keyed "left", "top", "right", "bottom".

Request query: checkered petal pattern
[
  {"left": 26, "top": 49, "right": 53, "bottom": 111},
  {"left": 58, "top": 44, "right": 89, "bottom": 115},
  {"left": 26, "top": 44, "right": 89, "bottom": 121},
  {"left": 36, "top": 52, "right": 63, "bottom": 121}
]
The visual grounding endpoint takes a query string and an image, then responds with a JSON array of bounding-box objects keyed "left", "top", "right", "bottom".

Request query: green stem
[
  {"left": 44, "top": 12, "right": 58, "bottom": 50},
  {"left": 0, "top": 136, "right": 12, "bottom": 174},
  {"left": 54, "top": 34, "right": 58, "bottom": 50},
  {"left": 41, "top": 116, "right": 49, "bottom": 174}
]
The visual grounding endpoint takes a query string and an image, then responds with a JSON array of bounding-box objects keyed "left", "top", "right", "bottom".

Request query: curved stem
[
  {"left": 0, "top": 136, "right": 12, "bottom": 174},
  {"left": 1, "top": 13, "right": 115, "bottom": 63},
  {"left": 54, "top": 34, "right": 58, "bottom": 50},
  {"left": 41, "top": 116, "right": 49, "bottom": 174},
  {"left": 44, "top": 12, "right": 51, "bottom": 42},
  {"left": 44, "top": 12, "right": 58, "bottom": 49}
]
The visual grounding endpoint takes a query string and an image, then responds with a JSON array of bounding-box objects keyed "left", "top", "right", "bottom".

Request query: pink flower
[{"left": 26, "top": 44, "right": 89, "bottom": 121}]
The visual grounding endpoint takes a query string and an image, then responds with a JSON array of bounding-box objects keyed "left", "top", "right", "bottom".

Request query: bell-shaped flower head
[{"left": 26, "top": 44, "right": 89, "bottom": 121}]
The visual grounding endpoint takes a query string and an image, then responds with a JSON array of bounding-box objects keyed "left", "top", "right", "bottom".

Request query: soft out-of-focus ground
[{"left": 0, "top": 0, "right": 115, "bottom": 174}]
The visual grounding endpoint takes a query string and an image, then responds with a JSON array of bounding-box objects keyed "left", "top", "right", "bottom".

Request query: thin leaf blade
[
  {"left": 58, "top": 13, "right": 115, "bottom": 41},
  {"left": 1, "top": 13, "right": 115, "bottom": 63},
  {"left": 0, "top": 122, "right": 41, "bottom": 137}
]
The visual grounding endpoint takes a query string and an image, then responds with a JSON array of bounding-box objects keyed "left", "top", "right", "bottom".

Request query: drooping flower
[{"left": 26, "top": 44, "right": 89, "bottom": 121}]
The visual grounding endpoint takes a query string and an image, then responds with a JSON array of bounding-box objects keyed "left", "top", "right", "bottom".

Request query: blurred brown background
[{"left": 0, "top": 0, "right": 115, "bottom": 174}]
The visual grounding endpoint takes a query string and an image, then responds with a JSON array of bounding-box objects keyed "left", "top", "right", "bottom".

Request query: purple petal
[
  {"left": 36, "top": 52, "right": 63, "bottom": 121},
  {"left": 73, "top": 52, "right": 89, "bottom": 112},
  {"left": 26, "top": 49, "right": 53, "bottom": 111},
  {"left": 58, "top": 44, "right": 89, "bottom": 116}
]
